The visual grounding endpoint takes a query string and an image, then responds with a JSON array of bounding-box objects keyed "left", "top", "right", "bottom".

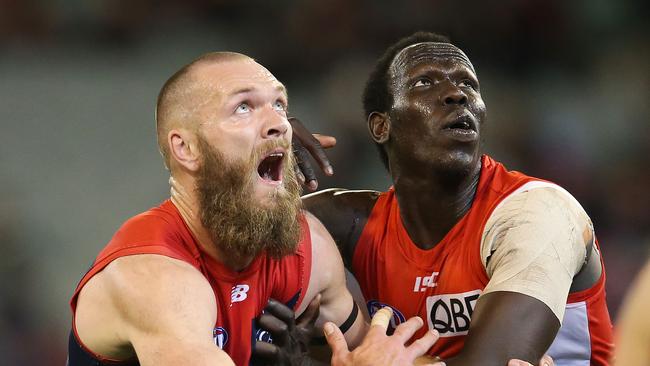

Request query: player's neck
[
  {"left": 169, "top": 175, "right": 254, "bottom": 271},
  {"left": 392, "top": 162, "right": 481, "bottom": 250}
]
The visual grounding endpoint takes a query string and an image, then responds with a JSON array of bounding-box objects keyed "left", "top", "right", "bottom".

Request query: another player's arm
[
  {"left": 251, "top": 212, "right": 369, "bottom": 364},
  {"left": 307, "top": 211, "right": 444, "bottom": 365},
  {"left": 614, "top": 261, "right": 650, "bottom": 366},
  {"left": 303, "top": 211, "right": 368, "bottom": 348},
  {"left": 302, "top": 189, "right": 378, "bottom": 268},
  {"left": 76, "top": 254, "right": 233, "bottom": 366},
  {"left": 444, "top": 188, "right": 593, "bottom": 365}
]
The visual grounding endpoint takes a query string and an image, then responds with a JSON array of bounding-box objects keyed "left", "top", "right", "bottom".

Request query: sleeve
[{"left": 480, "top": 186, "right": 590, "bottom": 321}]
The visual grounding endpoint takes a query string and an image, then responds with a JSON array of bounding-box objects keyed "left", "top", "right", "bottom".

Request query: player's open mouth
[
  {"left": 441, "top": 114, "right": 478, "bottom": 141},
  {"left": 257, "top": 149, "right": 285, "bottom": 184},
  {"left": 442, "top": 115, "right": 476, "bottom": 132}
]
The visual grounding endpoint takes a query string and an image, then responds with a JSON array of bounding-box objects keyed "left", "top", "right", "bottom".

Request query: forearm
[{"left": 440, "top": 292, "right": 558, "bottom": 366}]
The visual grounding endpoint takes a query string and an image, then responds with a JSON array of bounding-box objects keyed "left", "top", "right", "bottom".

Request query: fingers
[
  {"left": 289, "top": 116, "right": 334, "bottom": 177},
  {"left": 369, "top": 307, "right": 393, "bottom": 333},
  {"left": 294, "top": 164, "right": 306, "bottom": 185},
  {"left": 507, "top": 360, "right": 533, "bottom": 366},
  {"left": 393, "top": 316, "right": 424, "bottom": 343},
  {"left": 257, "top": 298, "right": 296, "bottom": 347},
  {"left": 302, "top": 134, "right": 334, "bottom": 175},
  {"left": 263, "top": 298, "right": 296, "bottom": 330},
  {"left": 252, "top": 340, "right": 279, "bottom": 361},
  {"left": 257, "top": 313, "right": 290, "bottom": 347},
  {"left": 418, "top": 361, "right": 446, "bottom": 366},
  {"left": 406, "top": 329, "right": 440, "bottom": 360},
  {"left": 312, "top": 134, "right": 337, "bottom": 149},
  {"left": 507, "top": 355, "right": 553, "bottom": 366},
  {"left": 324, "top": 322, "right": 349, "bottom": 357},
  {"left": 539, "top": 355, "right": 554, "bottom": 366},
  {"left": 292, "top": 140, "right": 318, "bottom": 191},
  {"left": 296, "top": 294, "right": 321, "bottom": 328}
]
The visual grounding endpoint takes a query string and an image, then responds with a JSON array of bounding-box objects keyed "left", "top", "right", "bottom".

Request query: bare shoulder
[
  {"left": 75, "top": 254, "right": 217, "bottom": 359},
  {"left": 301, "top": 210, "right": 345, "bottom": 293},
  {"left": 99, "top": 254, "right": 215, "bottom": 311},
  {"left": 300, "top": 211, "right": 353, "bottom": 321},
  {"left": 303, "top": 211, "right": 340, "bottom": 257}
]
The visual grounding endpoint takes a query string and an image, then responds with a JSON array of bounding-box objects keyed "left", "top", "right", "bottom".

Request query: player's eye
[
  {"left": 273, "top": 100, "right": 287, "bottom": 112},
  {"left": 413, "top": 78, "right": 432, "bottom": 88},
  {"left": 460, "top": 79, "right": 478, "bottom": 90},
  {"left": 235, "top": 103, "right": 251, "bottom": 114}
]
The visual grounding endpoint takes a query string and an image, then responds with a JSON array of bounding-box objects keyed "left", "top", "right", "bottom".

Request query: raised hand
[{"left": 289, "top": 117, "right": 336, "bottom": 191}]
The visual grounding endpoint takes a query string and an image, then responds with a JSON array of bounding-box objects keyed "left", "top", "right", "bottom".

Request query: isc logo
[
  {"left": 414, "top": 272, "right": 439, "bottom": 292},
  {"left": 425, "top": 289, "right": 481, "bottom": 337}
]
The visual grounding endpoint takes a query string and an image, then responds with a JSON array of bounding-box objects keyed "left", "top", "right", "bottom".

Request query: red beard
[{"left": 195, "top": 135, "right": 302, "bottom": 264}]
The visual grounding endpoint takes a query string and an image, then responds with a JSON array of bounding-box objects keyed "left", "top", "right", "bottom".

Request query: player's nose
[
  {"left": 441, "top": 83, "right": 468, "bottom": 106},
  {"left": 260, "top": 106, "right": 289, "bottom": 139}
]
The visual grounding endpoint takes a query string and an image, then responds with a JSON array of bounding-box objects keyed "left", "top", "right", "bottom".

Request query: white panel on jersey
[{"left": 546, "top": 301, "right": 591, "bottom": 366}]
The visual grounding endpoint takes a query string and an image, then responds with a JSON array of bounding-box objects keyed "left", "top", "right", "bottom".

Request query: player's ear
[
  {"left": 168, "top": 128, "right": 201, "bottom": 172},
  {"left": 368, "top": 112, "right": 391, "bottom": 144}
]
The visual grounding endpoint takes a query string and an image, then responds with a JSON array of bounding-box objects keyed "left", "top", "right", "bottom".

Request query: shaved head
[{"left": 155, "top": 52, "right": 251, "bottom": 168}]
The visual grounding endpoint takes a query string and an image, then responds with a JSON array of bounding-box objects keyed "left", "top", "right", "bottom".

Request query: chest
[
  {"left": 360, "top": 231, "right": 489, "bottom": 339},
  {"left": 209, "top": 275, "right": 268, "bottom": 365},
  {"left": 197, "top": 261, "right": 303, "bottom": 365}
]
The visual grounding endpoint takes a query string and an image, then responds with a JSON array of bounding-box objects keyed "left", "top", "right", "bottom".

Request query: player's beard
[{"left": 195, "top": 135, "right": 302, "bottom": 265}]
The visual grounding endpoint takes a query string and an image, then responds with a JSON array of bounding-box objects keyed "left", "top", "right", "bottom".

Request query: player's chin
[
  {"left": 435, "top": 148, "right": 480, "bottom": 172},
  {"left": 253, "top": 179, "right": 286, "bottom": 202}
]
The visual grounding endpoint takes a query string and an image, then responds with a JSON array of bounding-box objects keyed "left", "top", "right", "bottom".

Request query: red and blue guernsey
[{"left": 68, "top": 200, "right": 312, "bottom": 366}]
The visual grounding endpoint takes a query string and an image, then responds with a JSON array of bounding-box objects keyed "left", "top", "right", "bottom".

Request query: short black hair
[{"left": 362, "top": 31, "right": 451, "bottom": 170}]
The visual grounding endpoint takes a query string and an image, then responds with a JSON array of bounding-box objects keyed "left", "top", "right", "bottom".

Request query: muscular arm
[
  {"left": 250, "top": 210, "right": 373, "bottom": 365},
  {"left": 301, "top": 211, "right": 369, "bottom": 349},
  {"left": 446, "top": 187, "right": 593, "bottom": 365},
  {"left": 445, "top": 292, "right": 559, "bottom": 365},
  {"left": 75, "top": 254, "right": 234, "bottom": 366},
  {"left": 302, "top": 189, "right": 378, "bottom": 268}
]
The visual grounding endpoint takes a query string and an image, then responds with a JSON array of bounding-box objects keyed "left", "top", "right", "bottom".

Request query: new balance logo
[
  {"left": 414, "top": 272, "right": 439, "bottom": 292},
  {"left": 231, "top": 284, "right": 250, "bottom": 303}
]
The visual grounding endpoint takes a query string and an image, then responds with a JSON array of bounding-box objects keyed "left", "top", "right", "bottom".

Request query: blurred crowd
[{"left": 1, "top": 0, "right": 648, "bottom": 364}]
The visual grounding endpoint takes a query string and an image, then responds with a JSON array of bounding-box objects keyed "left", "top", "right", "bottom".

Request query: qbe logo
[
  {"left": 366, "top": 300, "right": 406, "bottom": 334},
  {"left": 425, "top": 289, "right": 481, "bottom": 337},
  {"left": 213, "top": 327, "right": 228, "bottom": 349}
]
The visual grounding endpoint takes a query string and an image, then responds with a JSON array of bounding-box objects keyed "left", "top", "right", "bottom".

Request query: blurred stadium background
[{"left": 0, "top": 0, "right": 648, "bottom": 363}]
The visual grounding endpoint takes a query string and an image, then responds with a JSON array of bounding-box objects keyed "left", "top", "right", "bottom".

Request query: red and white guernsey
[
  {"left": 352, "top": 155, "right": 613, "bottom": 365},
  {"left": 69, "top": 200, "right": 312, "bottom": 366}
]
